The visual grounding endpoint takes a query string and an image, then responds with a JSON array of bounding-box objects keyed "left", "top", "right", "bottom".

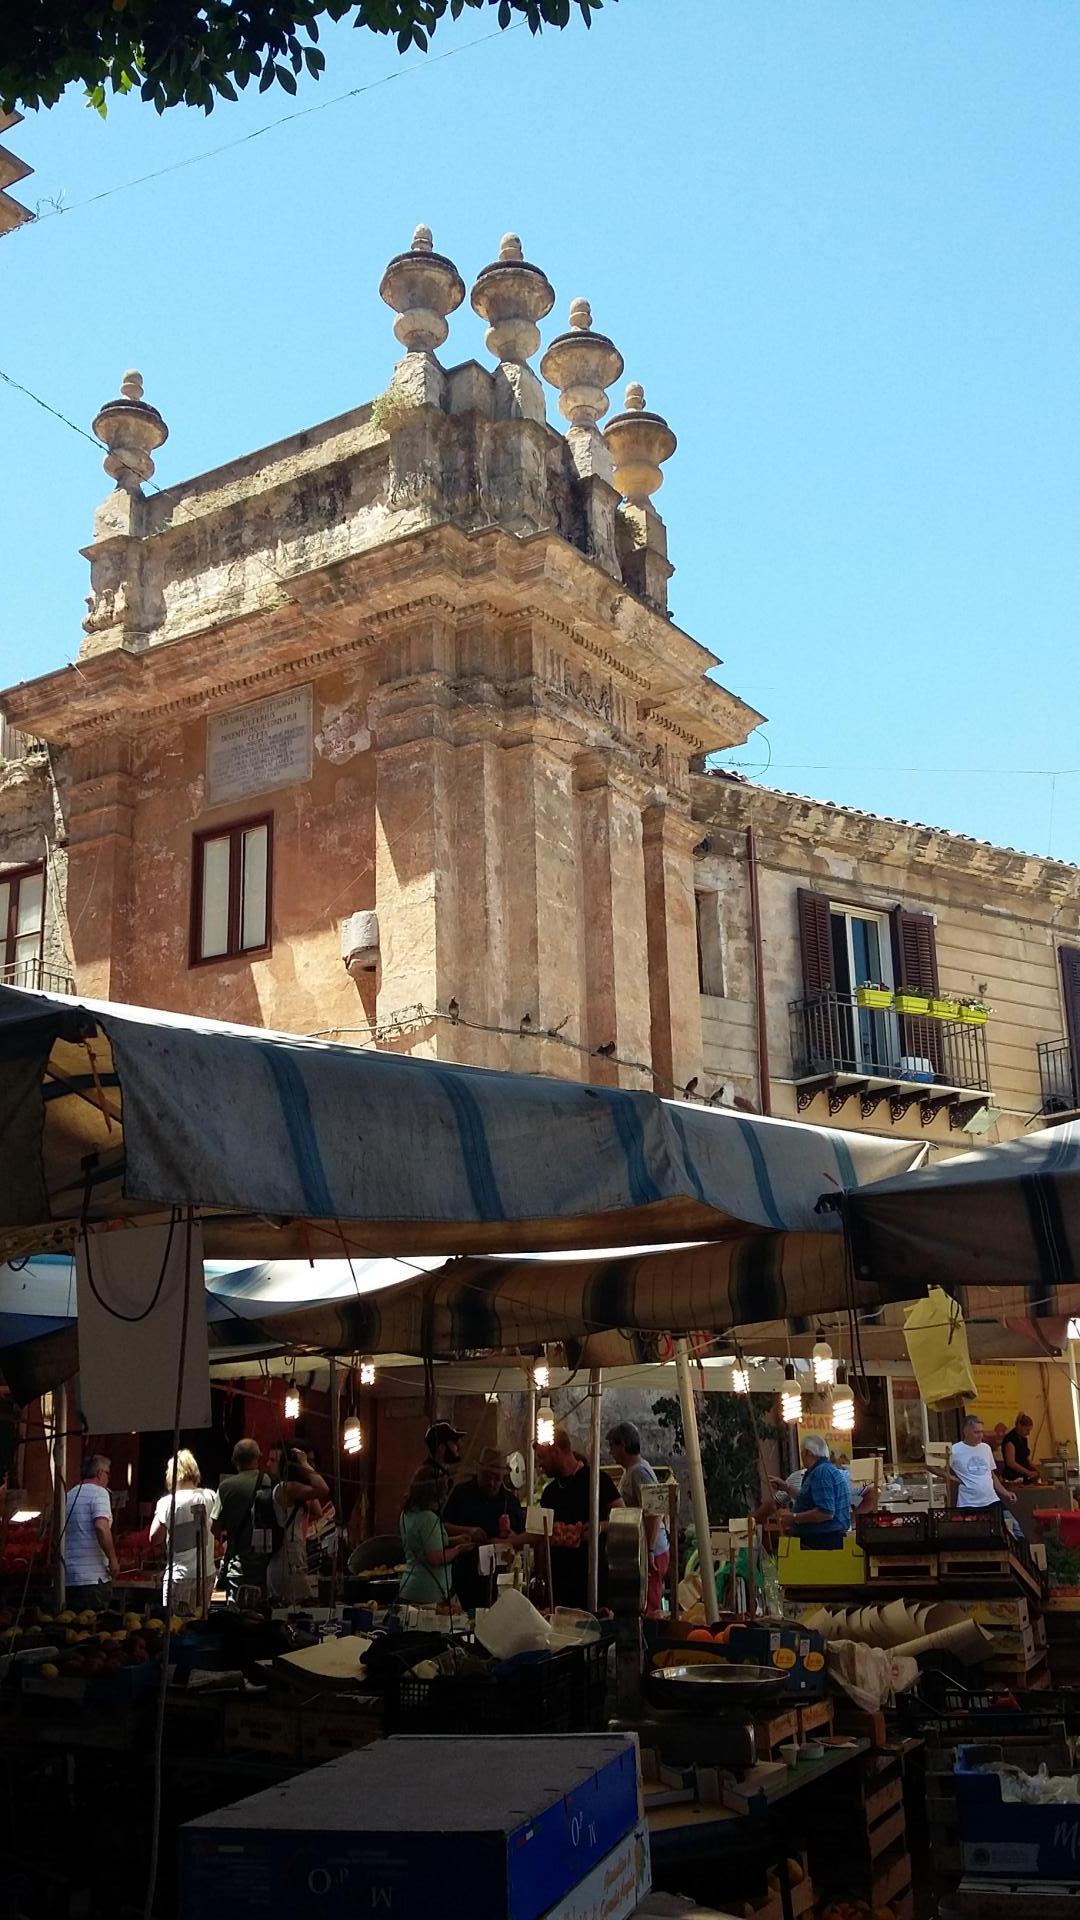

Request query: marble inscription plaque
[{"left": 207, "top": 686, "right": 313, "bottom": 805}]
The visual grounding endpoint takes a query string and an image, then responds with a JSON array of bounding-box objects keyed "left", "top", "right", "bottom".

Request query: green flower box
[
  {"left": 957, "top": 1005, "right": 989, "bottom": 1025},
  {"left": 856, "top": 987, "right": 894, "bottom": 1009},
  {"left": 930, "top": 997, "right": 960, "bottom": 1020},
  {"left": 894, "top": 992, "right": 931, "bottom": 1016}
]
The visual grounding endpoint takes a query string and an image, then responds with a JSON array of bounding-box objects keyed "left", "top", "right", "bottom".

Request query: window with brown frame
[
  {"left": 190, "top": 816, "right": 273, "bottom": 966},
  {"left": 0, "top": 864, "right": 45, "bottom": 986}
]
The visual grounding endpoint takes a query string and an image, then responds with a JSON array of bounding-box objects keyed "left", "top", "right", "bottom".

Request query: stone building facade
[
  {"left": 2, "top": 226, "right": 1078, "bottom": 1155},
  {"left": 0, "top": 229, "right": 760, "bottom": 1100},
  {"left": 691, "top": 770, "right": 1080, "bottom": 1148}
]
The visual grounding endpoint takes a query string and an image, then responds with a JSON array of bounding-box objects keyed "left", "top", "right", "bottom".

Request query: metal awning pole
[
  {"left": 674, "top": 1338, "right": 719, "bottom": 1624},
  {"left": 1067, "top": 1341, "right": 1080, "bottom": 1495},
  {"left": 51, "top": 1381, "right": 67, "bottom": 1615},
  {"left": 525, "top": 1385, "right": 537, "bottom": 1507},
  {"left": 587, "top": 1367, "right": 603, "bottom": 1614},
  {"left": 329, "top": 1357, "right": 343, "bottom": 1600}
]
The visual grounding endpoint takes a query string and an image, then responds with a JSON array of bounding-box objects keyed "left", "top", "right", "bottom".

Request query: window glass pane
[
  {"left": 830, "top": 912, "right": 851, "bottom": 993},
  {"left": 850, "top": 915, "right": 883, "bottom": 986},
  {"left": 13, "top": 934, "right": 41, "bottom": 983},
  {"left": 200, "top": 837, "right": 231, "bottom": 959},
  {"left": 240, "top": 825, "right": 268, "bottom": 951},
  {"left": 16, "top": 870, "right": 44, "bottom": 939}
]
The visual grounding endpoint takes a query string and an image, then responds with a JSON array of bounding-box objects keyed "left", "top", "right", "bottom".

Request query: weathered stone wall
[
  {"left": 0, "top": 748, "right": 71, "bottom": 983},
  {"left": 691, "top": 772, "right": 1080, "bottom": 1145}
]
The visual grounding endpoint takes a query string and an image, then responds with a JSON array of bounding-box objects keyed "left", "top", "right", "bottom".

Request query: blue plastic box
[
  {"left": 181, "top": 1733, "right": 641, "bottom": 1920},
  {"left": 955, "top": 1752, "right": 1080, "bottom": 1878}
]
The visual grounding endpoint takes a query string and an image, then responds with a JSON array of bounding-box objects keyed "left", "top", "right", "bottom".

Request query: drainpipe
[{"left": 746, "top": 825, "right": 772, "bottom": 1115}]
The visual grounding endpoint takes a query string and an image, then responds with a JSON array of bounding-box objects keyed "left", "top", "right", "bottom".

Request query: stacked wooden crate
[{"left": 809, "top": 1746, "right": 913, "bottom": 1920}]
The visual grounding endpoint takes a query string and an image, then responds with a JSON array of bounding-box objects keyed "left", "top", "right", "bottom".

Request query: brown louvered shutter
[
  {"left": 1060, "top": 946, "right": 1080, "bottom": 1071},
  {"left": 891, "top": 908, "right": 940, "bottom": 992},
  {"left": 797, "top": 889, "right": 834, "bottom": 996}
]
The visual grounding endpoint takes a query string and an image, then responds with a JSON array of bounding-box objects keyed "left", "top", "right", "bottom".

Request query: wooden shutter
[
  {"left": 797, "top": 889, "right": 834, "bottom": 996},
  {"left": 1060, "top": 946, "right": 1080, "bottom": 1065},
  {"left": 891, "top": 908, "right": 940, "bottom": 992}
]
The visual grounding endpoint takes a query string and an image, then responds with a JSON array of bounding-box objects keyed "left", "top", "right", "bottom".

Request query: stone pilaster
[
  {"left": 501, "top": 734, "right": 585, "bottom": 1080},
  {"left": 642, "top": 804, "right": 704, "bottom": 1096},
  {"left": 574, "top": 753, "right": 653, "bottom": 1090},
  {"left": 65, "top": 736, "right": 136, "bottom": 1002}
]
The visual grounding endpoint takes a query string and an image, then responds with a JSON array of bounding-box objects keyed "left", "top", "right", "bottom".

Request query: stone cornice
[{"left": 692, "top": 772, "right": 1080, "bottom": 905}]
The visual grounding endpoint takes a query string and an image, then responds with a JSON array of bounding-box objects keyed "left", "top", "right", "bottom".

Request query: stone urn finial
[
  {"left": 540, "top": 299, "right": 624, "bottom": 427},
  {"left": 604, "top": 381, "right": 677, "bottom": 505},
  {"left": 92, "top": 369, "right": 169, "bottom": 492},
  {"left": 379, "top": 225, "right": 465, "bottom": 354},
  {"left": 470, "top": 232, "right": 555, "bottom": 367}
]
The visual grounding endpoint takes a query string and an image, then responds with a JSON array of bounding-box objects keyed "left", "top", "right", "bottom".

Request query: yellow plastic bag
[{"left": 903, "top": 1287, "right": 976, "bottom": 1411}]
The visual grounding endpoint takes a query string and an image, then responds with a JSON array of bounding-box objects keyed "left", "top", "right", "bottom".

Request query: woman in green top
[{"left": 398, "top": 1467, "right": 471, "bottom": 1605}]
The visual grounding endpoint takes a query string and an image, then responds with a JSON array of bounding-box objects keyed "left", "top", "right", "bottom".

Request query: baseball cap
[{"left": 425, "top": 1421, "right": 466, "bottom": 1452}]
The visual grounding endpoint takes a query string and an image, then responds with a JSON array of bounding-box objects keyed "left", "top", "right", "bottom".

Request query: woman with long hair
[
  {"left": 149, "top": 1449, "right": 214, "bottom": 1616},
  {"left": 398, "top": 1465, "right": 471, "bottom": 1606}
]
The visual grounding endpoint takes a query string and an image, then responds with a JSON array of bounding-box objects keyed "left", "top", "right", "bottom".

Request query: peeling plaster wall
[
  {"left": 121, "top": 665, "right": 377, "bottom": 1033},
  {"left": 0, "top": 750, "right": 71, "bottom": 981}
]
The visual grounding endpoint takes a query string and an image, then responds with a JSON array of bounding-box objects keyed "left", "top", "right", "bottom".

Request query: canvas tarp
[
  {"left": 0, "top": 986, "right": 923, "bottom": 1261},
  {"left": 843, "top": 1121, "right": 1080, "bottom": 1307},
  {"left": 1, "top": 1232, "right": 864, "bottom": 1402}
]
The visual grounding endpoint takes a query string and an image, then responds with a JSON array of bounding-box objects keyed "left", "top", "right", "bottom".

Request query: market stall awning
[
  {"left": 844, "top": 1121, "right": 1080, "bottom": 1309},
  {"left": 0, "top": 1232, "right": 870, "bottom": 1400},
  {"left": 0, "top": 985, "right": 923, "bottom": 1261}
]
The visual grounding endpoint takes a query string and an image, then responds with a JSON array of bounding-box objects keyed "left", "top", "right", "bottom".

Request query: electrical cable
[
  {"left": 80, "top": 1206, "right": 178, "bottom": 1323},
  {"left": 142, "top": 1206, "right": 193, "bottom": 1920}
]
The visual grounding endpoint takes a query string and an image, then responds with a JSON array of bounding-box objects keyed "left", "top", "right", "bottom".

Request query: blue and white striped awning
[{"left": 0, "top": 985, "right": 922, "bottom": 1262}]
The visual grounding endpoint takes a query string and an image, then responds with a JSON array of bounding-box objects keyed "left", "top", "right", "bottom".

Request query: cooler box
[
  {"left": 181, "top": 1733, "right": 641, "bottom": 1920},
  {"left": 954, "top": 1750, "right": 1080, "bottom": 1878},
  {"left": 777, "top": 1533, "right": 866, "bottom": 1589},
  {"left": 722, "top": 1623, "right": 827, "bottom": 1697}
]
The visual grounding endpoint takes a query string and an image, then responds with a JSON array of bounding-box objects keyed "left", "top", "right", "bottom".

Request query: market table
[{"left": 646, "top": 1741, "right": 872, "bottom": 1920}]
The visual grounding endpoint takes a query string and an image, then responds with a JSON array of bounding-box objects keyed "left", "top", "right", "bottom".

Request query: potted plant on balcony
[
  {"left": 956, "top": 995, "right": 991, "bottom": 1025},
  {"left": 856, "top": 981, "right": 893, "bottom": 1009},
  {"left": 894, "top": 988, "right": 932, "bottom": 1016},
  {"left": 929, "top": 993, "right": 961, "bottom": 1020}
]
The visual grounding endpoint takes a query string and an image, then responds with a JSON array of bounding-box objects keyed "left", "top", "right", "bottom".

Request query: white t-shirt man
[
  {"left": 949, "top": 1440, "right": 999, "bottom": 1509},
  {"left": 619, "top": 1459, "right": 669, "bottom": 1557},
  {"left": 63, "top": 1480, "right": 112, "bottom": 1586}
]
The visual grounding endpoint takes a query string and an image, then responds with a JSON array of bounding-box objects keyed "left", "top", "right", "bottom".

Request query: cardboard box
[
  {"left": 539, "top": 1822, "right": 650, "bottom": 1920},
  {"left": 223, "top": 1701, "right": 302, "bottom": 1761},
  {"left": 299, "top": 1704, "right": 382, "bottom": 1765},
  {"left": 182, "top": 1734, "right": 642, "bottom": 1920}
]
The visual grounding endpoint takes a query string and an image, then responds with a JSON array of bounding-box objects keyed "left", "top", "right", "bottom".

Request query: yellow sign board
[
  {"left": 969, "top": 1363, "right": 1022, "bottom": 1434},
  {"left": 797, "top": 1407, "right": 849, "bottom": 1460}
]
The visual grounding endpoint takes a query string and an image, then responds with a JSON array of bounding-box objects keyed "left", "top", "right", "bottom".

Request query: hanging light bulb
[
  {"left": 359, "top": 1358, "right": 377, "bottom": 1387},
  {"left": 536, "top": 1400, "right": 556, "bottom": 1447},
  {"left": 781, "top": 1364, "right": 803, "bottom": 1425},
  {"left": 811, "top": 1339, "right": 835, "bottom": 1388},
  {"left": 833, "top": 1390, "right": 856, "bottom": 1434},
  {"left": 731, "top": 1362, "right": 751, "bottom": 1394},
  {"left": 533, "top": 1358, "right": 550, "bottom": 1392},
  {"left": 342, "top": 1416, "right": 363, "bottom": 1455},
  {"left": 1068, "top": 1319, "right": 1080, "bottom": 1343},
  {"left": 284, "top": 1385, "right": 301, "bottom": 1422},
  {"left": 485, "top": 1390, "right": 500, "bottom": 1405}
]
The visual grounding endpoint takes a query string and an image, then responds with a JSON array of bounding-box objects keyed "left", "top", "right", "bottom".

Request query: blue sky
[{"left": 3, "top": 1, "right": 1078, "bottom": 858}]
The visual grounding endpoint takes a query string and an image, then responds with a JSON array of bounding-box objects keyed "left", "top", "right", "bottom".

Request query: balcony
[
  {"left": 789, "top": 989, "right": 992, "bottom": 1128},
  {"left": 0, "top": 957, "right": 75, "bottom": 996},
  {"left": 1038, "top": 1039, "right": 1079, "bottom": 1123}
]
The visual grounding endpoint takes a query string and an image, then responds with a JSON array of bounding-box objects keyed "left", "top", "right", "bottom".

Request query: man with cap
[
  {"left": 777, "top": 1434, "right": 852, "bottom": 1550},
  {"left": 425, "top": 1420, "right": 466, "bottom": 1474},
  {"left": 442, "top": 1448, "right": 527, "bottom": 1613}
]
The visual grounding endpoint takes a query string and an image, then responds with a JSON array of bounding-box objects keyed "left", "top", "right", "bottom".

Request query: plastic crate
[
  {"left": 933, "top": 1508, "right": 1008, "bottom": 1550},
  {"left": 954, "top": 1750, "right": 1080, "bottom": 1877},
  {"left": 385, "top": 1647, "right": 580, "bottom": 1735},
  {"left": 856, "top": 1510, "right": 933, "bottom": 1554}
]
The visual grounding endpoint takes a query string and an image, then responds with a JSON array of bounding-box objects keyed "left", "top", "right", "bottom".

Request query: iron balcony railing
[
  {"left": 1038, "top": 1039, "right": 1079, "bottom": 1117},
  {"left": 0, "top": 957, "right": 75, "bottom": 995},
  {"left": 790, "top": 990, "right": 991, "bottom": 1093}
]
